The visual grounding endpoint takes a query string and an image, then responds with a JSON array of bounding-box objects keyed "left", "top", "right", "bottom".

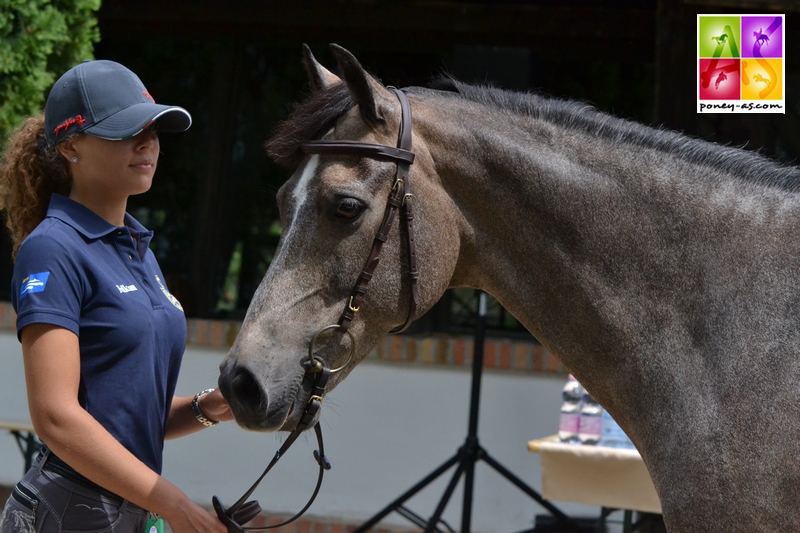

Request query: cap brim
[{"left": 84, "top": 103, "right": 192, "bottom": 140}]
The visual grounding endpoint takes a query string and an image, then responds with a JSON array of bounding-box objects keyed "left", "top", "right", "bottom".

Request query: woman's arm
[
  {"left": 22, "top": 323, "right": 227, "bottom": 533},
  {"left": 166, "top": 388, "right": 233, "bottom": 440}
]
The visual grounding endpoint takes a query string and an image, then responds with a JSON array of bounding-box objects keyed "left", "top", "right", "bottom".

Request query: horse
[
  {"left": 754, "top": 29, "right": 770, "bottom": 47},
  {"left": 711, "top": 33, "right": 728, "bottom": 45},
  {"left": 753, "top": 73, "right": 771, "bottom": 86},
  {"left": 714, "top": 71, "right": 727, "bottom": 89},
  {"left": 218, "top": 44, "right": 800, "bottom": 532}
]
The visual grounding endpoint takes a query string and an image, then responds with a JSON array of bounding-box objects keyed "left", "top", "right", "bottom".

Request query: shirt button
[{"left": 128, "top": 254, "right": 133, "bottom": 260}]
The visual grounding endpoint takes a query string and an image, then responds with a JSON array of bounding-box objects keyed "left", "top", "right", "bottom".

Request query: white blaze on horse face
[{"left": 287, "top": 154, "right": 320, "bottom": 234}]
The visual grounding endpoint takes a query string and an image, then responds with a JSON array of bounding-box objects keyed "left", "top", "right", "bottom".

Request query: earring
[{"left": 71, "top": 157, "right": 78, "bottom": 163}]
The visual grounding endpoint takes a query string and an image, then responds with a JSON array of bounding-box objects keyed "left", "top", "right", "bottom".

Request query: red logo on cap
[
  {"left": 53, "top": 115, "right": 86, "bottom": 137},
  {"left": 142, "top": 91, "right": 155, "bottom": 103}
]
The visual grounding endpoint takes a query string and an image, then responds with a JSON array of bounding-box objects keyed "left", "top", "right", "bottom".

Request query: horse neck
[{"left": 416, "top": 96, "right": 799, "bottom": 413}]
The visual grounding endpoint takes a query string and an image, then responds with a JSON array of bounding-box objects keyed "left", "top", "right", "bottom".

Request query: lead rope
[{"left": 213, "top": 365, "right": 332, "bottom": 532}]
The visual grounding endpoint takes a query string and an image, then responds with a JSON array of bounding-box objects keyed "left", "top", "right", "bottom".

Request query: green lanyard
[{"left": 145, "top": 517, "right": 164, "bottom": 533}]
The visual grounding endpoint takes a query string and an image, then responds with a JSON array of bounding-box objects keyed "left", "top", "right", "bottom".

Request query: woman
[{"left": 0, "top": 60, "right": 231, "bottom": 533}]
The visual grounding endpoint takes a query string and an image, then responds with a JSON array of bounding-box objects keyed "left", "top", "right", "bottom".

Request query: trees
[{"left": 0, "top": 0, "right": 101, "bottom": 147}]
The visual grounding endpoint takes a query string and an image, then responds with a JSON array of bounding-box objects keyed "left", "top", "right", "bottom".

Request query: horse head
[{"left": 218, "top": 44, "right": 461, "bottom": 431}]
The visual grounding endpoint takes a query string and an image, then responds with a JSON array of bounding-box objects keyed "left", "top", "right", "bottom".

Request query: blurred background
[
  {"left": 4, "top": 0, "right": 797, "bottom": 337},
  {"left": 0, "top": 1, "right": 797, "bottom": 532}
]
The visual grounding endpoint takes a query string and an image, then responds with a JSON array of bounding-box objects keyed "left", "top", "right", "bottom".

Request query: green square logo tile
[{"left": 699, "top": 16, "right": 741, "bottom": 58}]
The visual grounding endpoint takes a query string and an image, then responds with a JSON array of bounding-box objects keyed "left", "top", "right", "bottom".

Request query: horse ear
[
  {"left": 330, "top": 43, "right": 391, "bottom": 127},
  {"left": 302, "top": 44, "right": 340, "bottom": 92}
]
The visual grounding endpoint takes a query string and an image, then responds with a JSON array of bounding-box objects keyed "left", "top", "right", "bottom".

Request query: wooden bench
[{"left": 0, "top": 419, "right": 41, "bottom": 473}]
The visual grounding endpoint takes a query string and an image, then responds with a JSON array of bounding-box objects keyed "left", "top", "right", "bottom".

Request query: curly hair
[{"left": 0, "top": 116, "right": 74, "bottom": 256}]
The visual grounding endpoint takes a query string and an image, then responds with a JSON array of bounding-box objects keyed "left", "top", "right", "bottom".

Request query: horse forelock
[{"left": 266, "top": 83, "right": 355, "bottom": 168}]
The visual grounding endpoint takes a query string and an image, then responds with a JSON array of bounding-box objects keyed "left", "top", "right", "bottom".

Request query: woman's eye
[{"left": 335, "top": 198, "right": 364, "bottom": 219}]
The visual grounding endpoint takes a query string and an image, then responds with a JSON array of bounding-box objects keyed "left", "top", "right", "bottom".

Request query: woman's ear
[{"left": 57, "top": 140, "right": 77, "bottom": 162}]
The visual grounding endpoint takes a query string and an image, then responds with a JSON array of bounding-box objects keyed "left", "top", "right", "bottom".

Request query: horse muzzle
[{"left": 217, "top": 358, "right": 302, "bottom": 431}]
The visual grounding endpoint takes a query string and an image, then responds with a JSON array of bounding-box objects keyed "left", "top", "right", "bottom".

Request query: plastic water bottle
[
  {"left": 578, "top": 390, "right": 603, "bottom": 445},
  {"left": 598, "top": 410, "right": 636, "bottom": 449},
  {"left": 558, "top": 375, "right": 582, "bottom": 444}
]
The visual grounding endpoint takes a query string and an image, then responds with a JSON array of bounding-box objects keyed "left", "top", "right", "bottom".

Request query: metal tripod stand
[{"left": 354, "top": 291, "right": 582, "bottom": 533}]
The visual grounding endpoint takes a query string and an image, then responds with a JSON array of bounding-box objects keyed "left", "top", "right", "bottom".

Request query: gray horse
[{"left": 219, "top": 44, "right": 800, "bottom": 532}]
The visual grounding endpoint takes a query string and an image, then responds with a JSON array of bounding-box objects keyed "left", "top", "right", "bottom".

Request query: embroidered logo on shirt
[
  {"left": 155, "top": 274, "right": 184, "bottom": 311},
  {"left": 20, "top": 272, "right": 50, "bottom": 299},
  {"left": 116, "top": 284, "right": 138, "bottom": 293}
]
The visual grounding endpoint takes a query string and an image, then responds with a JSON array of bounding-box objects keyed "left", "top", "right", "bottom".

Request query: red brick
[
  {"left": 406, "top": 338, "right": 418, "bottom": 362},
  {"left": 210, "top": 320, "right": 224, "bottom": 347},
  {"left": 513, "top": 344, "right": 531, "bottom": 370},
  {"left": 453, "top": 337, "right": 465, "bottom": 366},
  {"left": 436, "top": 339, "right": 449, "bottom": 365},
  {"left": 463, "top": 339, "right": 474, "bottom": 366},
  {"left": 483, "top": 340, "right": 497, "bottom": 368},
  {"left": 225, "top": 321, "right": 239, "bottom": 347},
  {"left": 499, "top": 342, "right": 512, "bottom": 369},
  {"left": 532, "top": 345, "right": 544, "bottom": 371},
  {"left": 195, "top": 319, "right": 210, "bottom": 345},
  {"left": 544, "top": 347, "right": 562, "bottom": 373},
  {"left": 389, "top": 336, "right": 404, "bottom": 361},
  {"left": 297, "top": 518, "right": 313, "bottom": 533}
]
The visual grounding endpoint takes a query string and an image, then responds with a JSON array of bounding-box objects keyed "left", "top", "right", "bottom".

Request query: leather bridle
[
  {"left": 303, "top": 87, "right": 419, "bottom": 335},
  {"left": 214, "top": 87, "right": 418, "bottom": 531}
]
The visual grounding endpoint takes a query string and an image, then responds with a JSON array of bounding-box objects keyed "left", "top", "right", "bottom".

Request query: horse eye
[{"left": 335, "top": 198, "right": 364, "bottom": 219}]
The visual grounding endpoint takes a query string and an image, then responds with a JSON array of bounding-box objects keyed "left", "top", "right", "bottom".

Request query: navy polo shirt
[{"left": 12, "top": 194, "right": 186, "bottom": 474}]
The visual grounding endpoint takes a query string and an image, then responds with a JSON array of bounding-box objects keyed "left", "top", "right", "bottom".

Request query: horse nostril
[{"left": 230, "top": 367, "right": 267, "bottom": 414}]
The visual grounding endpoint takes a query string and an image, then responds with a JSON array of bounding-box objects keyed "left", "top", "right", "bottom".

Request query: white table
[{"left": 528, "top": 435, "right": 662, "bottom": 532}]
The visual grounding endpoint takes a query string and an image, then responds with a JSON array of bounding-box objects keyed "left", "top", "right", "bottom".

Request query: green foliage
[{"left": 0, "top": 0, "right": 101, "bottom": 146}]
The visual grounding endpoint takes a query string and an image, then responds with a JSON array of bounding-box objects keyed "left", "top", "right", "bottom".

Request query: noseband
[{"left": 214, "top": 87, "right": 417, "bottom": 531}]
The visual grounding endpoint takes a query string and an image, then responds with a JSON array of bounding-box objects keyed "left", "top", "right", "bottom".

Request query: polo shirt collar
[{"left": 47, "top": 194, "right": 154, "bottom": 245}]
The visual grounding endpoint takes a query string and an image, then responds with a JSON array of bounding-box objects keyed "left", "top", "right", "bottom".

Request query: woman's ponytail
[{"left": 0, "top": 116, "right": 72, "bottom": 256}]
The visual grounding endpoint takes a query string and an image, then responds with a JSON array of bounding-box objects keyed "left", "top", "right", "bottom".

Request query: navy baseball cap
[{"left": 43, "top": 60, "right": 191, "bottom": 146}]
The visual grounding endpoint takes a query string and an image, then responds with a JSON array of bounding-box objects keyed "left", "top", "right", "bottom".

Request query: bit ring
[{"left": 307, "top": 324, "right": 355, "bottom": 374}]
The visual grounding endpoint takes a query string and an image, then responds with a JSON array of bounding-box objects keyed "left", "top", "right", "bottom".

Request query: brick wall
[{"left": 0, "top": 301, "right": 564, "bottom": 376}]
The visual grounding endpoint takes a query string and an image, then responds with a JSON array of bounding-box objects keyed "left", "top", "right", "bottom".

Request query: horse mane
[
  {"left": 267, "top": 75, "right": 800, "bottom": 191},
  {"left": 412, "top": 77, "right": 800, "bottom": 192}
]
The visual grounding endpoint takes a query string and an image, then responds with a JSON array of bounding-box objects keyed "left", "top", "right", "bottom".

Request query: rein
[{"left": 213, "top": 87, "right": 417, "bottom": 531}]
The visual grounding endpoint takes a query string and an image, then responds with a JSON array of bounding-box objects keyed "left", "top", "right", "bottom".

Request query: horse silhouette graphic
[
  {"left": 753, "top": 73, "right": 771, "bottom": 86},
  {"left": 715, "top": 71, "right": 728, "bottom": 89},
  {"left": 711, "top": 34, "right": 728, "bottom": 45},
  {"left": 753, "top": 28, "right": 770, "bottom": 46}
]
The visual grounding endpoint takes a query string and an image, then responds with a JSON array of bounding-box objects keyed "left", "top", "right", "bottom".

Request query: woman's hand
[
  {"left": 160, "top": 492, "right": 228, "bottom": 533},
  {"left": 198, "top": 388, "right": 234, "bottom": 424},
  {"left": 166, "top": 388, "right": 234, "bottom": 439}
]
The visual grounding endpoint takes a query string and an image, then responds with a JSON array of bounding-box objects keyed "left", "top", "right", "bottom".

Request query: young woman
[{"left": 0, "top": 60, "right": 231, "bottom": 533}]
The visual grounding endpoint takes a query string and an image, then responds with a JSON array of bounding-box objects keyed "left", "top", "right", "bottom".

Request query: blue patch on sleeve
[{"left": 20, "top": 272, "right": 50, "bottom": 299}]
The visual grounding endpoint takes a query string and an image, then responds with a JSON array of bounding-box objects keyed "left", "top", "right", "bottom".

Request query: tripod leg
[
  {"left": 461, "top": 456, "right": 475, "bottom": 533},
  {"left": 425, "top": 460, "right": 467, "bottom": 533},
  {"left": 480, "top": 448, "right": 573, "bottom": 524},
  {"left": 354, "top": 454, "right": 460, "bottom": 533}
]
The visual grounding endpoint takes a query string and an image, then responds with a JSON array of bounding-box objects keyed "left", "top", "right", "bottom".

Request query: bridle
[
  {"left": 214, "top": 87, "right": 418, "bottom": 531},
  {"left": 304, "top": 87, "right": 418, "bottom": 335}
]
